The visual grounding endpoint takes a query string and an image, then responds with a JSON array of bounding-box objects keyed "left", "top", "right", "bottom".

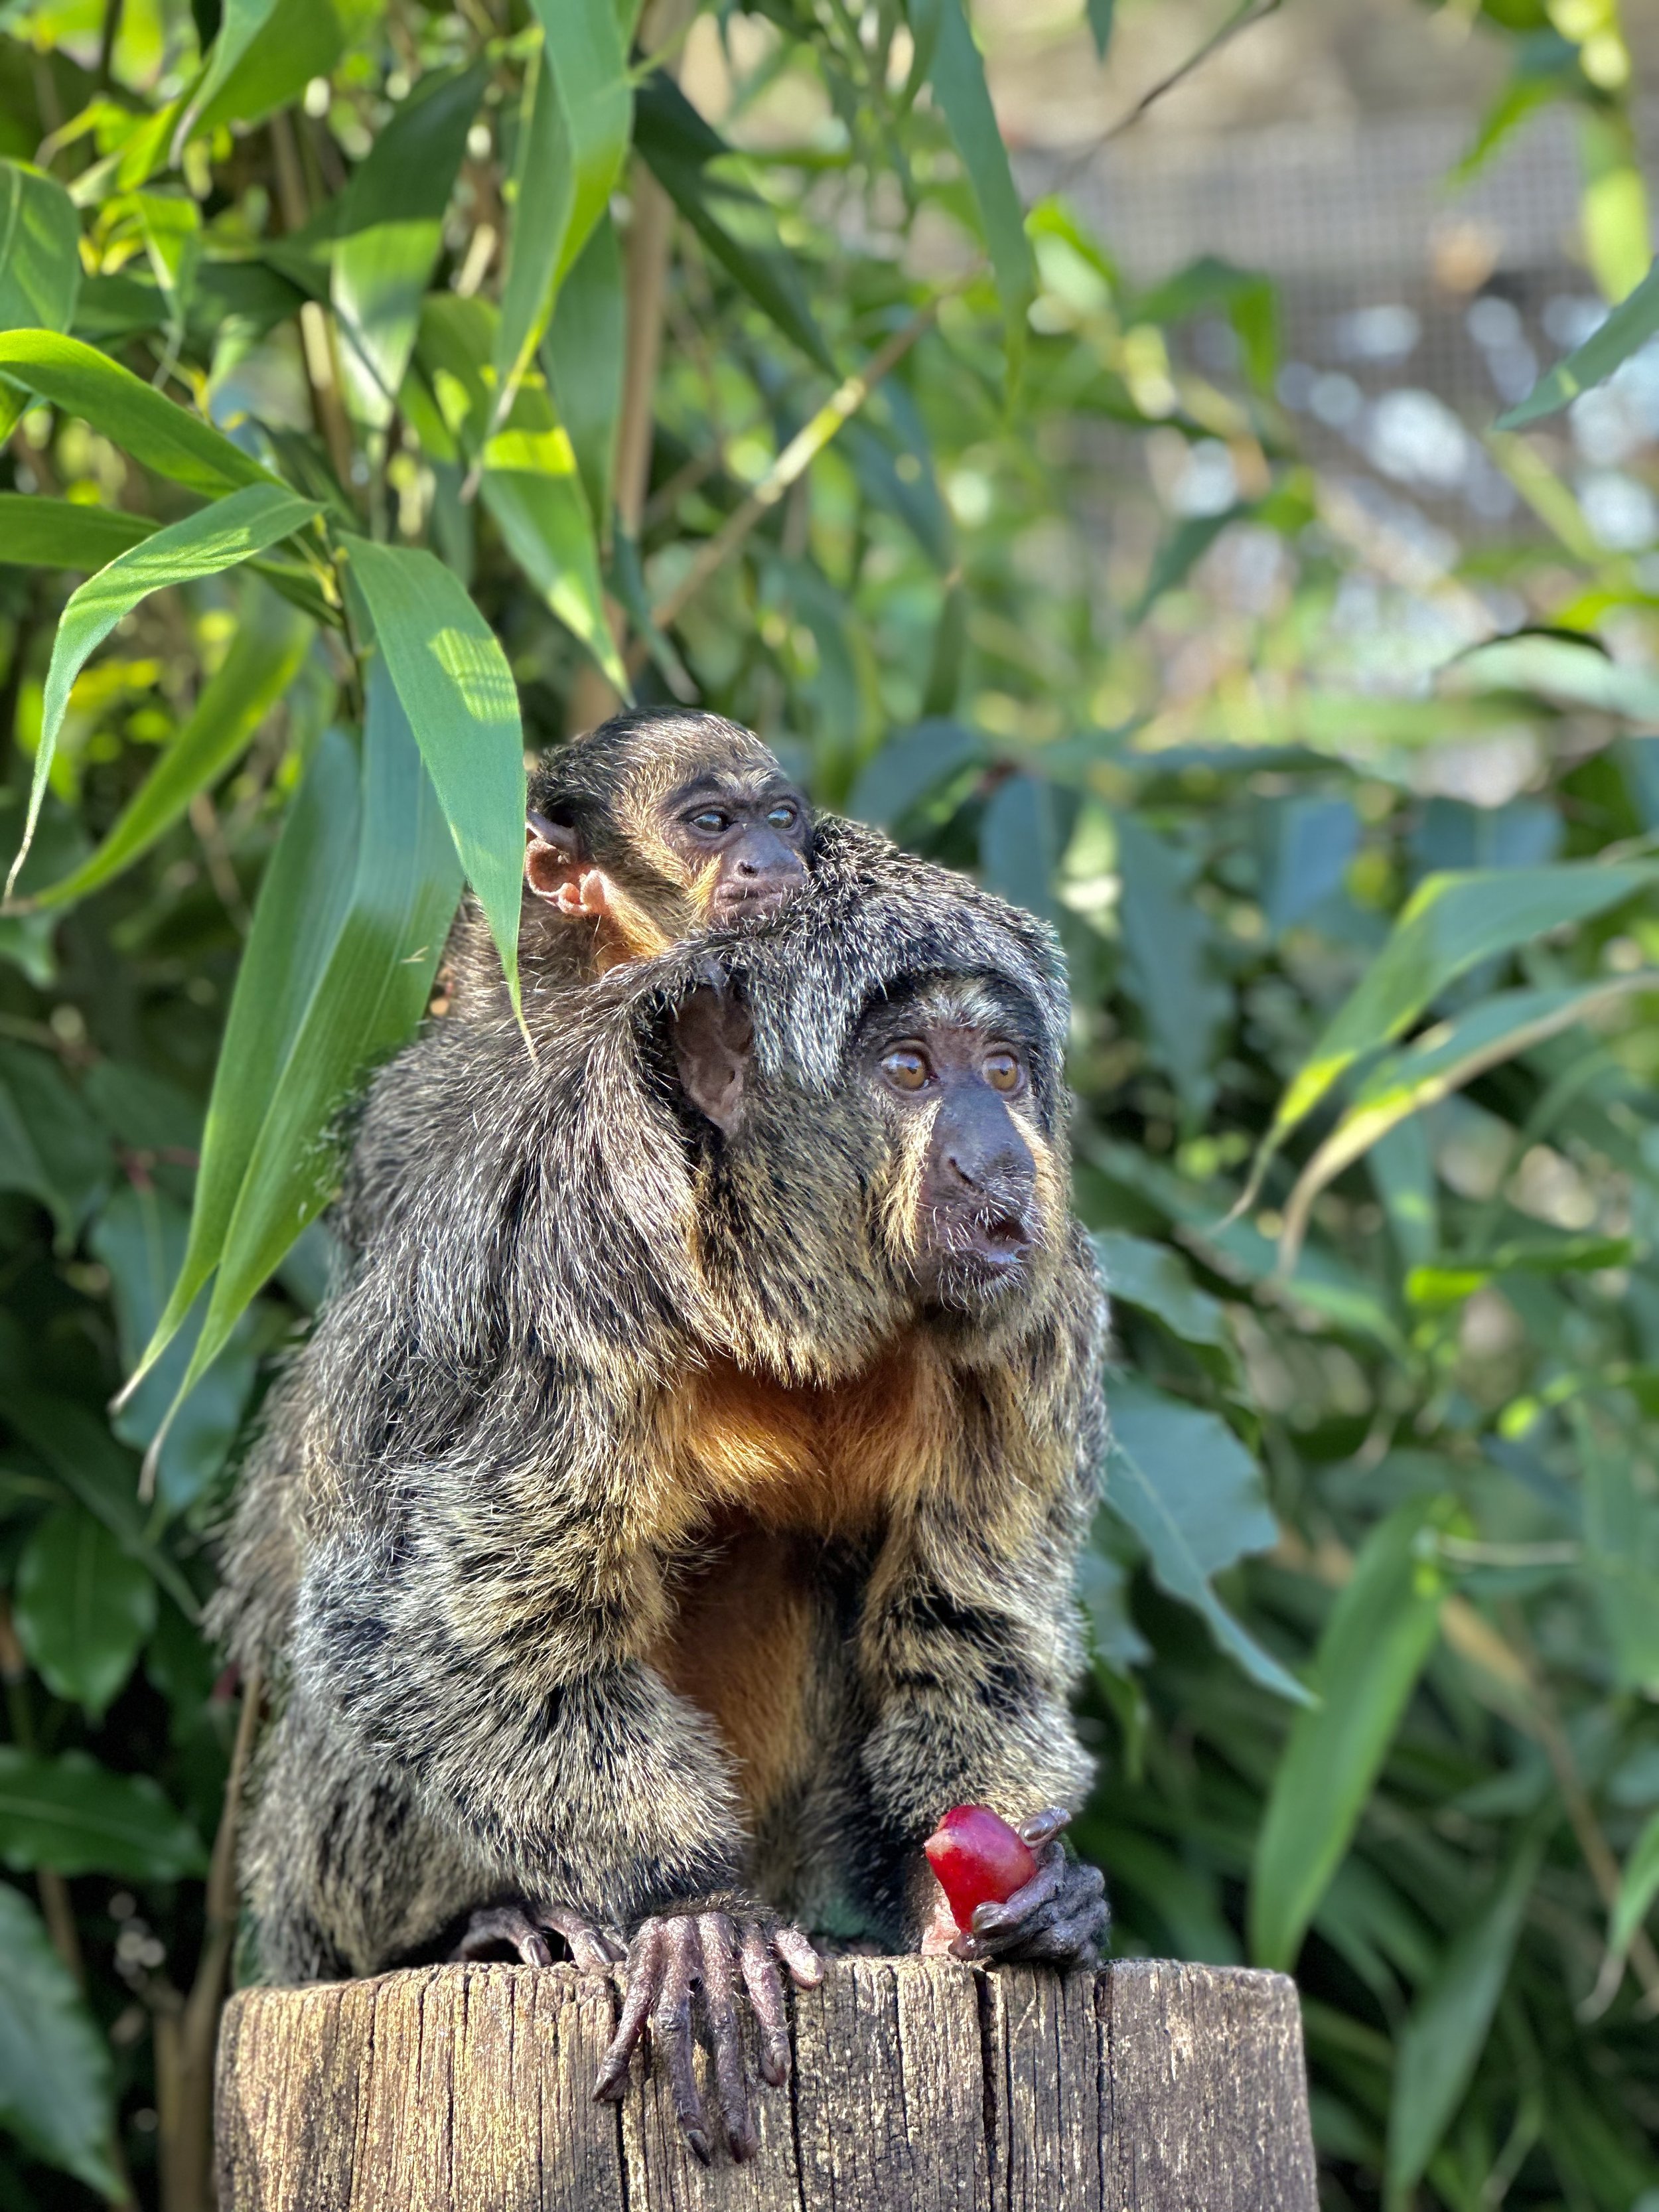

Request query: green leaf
[
  {"left": 1611, "top": 1806, "right": 1659, "bottom": 1958},
  {"left": 1086, "top": 0, "right": 1115, "bottom": 58},
  {"left": 978, "top": 770, "right": 1061, "bottom": 924},
  {"left": 1249, "top": 1500, "right": 1448, "bottom": 1970},
  {"left": 332, "top": 62, "right": 486, "bottom": 428},
  {"left": 1114, "top": 812, "right": 1229, "bottom": 1124},
  {"left": 545, "top": 212, "right": 624, "bottom": 538},
  {"left": 128, "top": 721, "right": 362, "bottom": 1392},
  {"left": 848, "top": 717, "right": 983, "bottom": 828},
  {"left": 1131, "top": 504, "right": 1246, "bottom": 621},
  {"left": 1133, "top": 256, "right": 1278, "bottom": 390},
  {"left": 1445, "top": 630, "right": 1659, "bottom": 721},
  {"left": 0, "top": 1882, "right": 117, "bottom": 2195},
  {"left": 186, "top": 674, "right": 463, "bottom": 1389},
  {"left": 1094, "top": 1229, "right": 1228, "bottom": 1348},
  {"left": 34, "top": 577, "right": 311, "bottom": 909},
  {"left": 0, "top": 1043, "right": 110, "bottom": 1235},
  {"left": 7, "top": 480, "right": 321, "bottom": 899},
  {"left": 634, "top": 74, "right": 835, "bottom": 374},
  {"left": 1250, "top": 863, "right": 1658, "bottom": 1205},
  {"left": 14, "top": 1504, "right": 157, "bottom": 1718},
  {"left": 192, "top": 0, "right": 346, "bottom": 141},
  {"left": 0, "top": 1750, "right": 205, "bottom": 1880},
  {"left": 0, "top": 492, "right": 157, "bottom": 569},
  {"left": 0, "top": 329, "right": 277, "bottom": 495},
  {"left": 1574, "top": 1402, "right": 1659, "bottom": 1691},
  {"left": 0, "top": 159, "right": 80, "bottom": 439},
  {"left": 493, "top": 3, "right": 633, "bottom": 424},
  {"left": 1104, "top": 1374, "right": 1311, "bottom": 1705},
  {"left": 1384, "top": 1835, "right": 1543, "bottom": 2207},
  {"left": 340, "top": 534, "right": 523, "bottom": 1013},
  {"left": 1498, "top": 254, "right": 1659, "bottom": 427},
  {"left": 911, "top": 0, "right": 1034, "bottom": 354}
]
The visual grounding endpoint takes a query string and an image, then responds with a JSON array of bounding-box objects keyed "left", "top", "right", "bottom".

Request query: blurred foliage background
[{"left": 3, "top": 0, "right": 1659, "bottom": 2206}]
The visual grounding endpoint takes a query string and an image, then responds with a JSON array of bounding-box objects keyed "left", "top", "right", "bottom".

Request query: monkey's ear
[
  {"left": 526, "top": 811, "right": 609, "bottom": 918},
  {"left": 672, "top": 983, "right": 753, "bottom": 1134}
]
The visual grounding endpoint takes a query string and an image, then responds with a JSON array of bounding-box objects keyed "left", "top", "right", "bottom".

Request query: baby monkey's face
[{"left": 663, "top": 767, "right": 811, "bottom": 923}]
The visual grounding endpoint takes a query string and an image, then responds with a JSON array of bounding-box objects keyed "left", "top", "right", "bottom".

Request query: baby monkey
[{"left": 522, "top": 707, "right": 812, "bottom": 978}]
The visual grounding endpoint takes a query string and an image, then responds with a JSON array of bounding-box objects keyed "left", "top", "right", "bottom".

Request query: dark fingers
[
  {"left": 451, "top": 1905, "right": 553, "bottom": 1967},
  {"left": 540, "top": 1905, "right": 623, "bottom": 1972},
  {"left": 772, "top": 1922, "right": 824, "bottom": 1988},
  {"left": 594, "top": 1919, "right": 664, "bottom": 2101},
  {"left": 1018, "top": 1806, "right": 1071, "bottom": 1848},
  {"left": 654, "top": 1923, "right": 709, "bottom": 2164},
  {"left": 698, "top": 1913, "right": 756, "bottom": 2162},
  {"left": 970, "top": 1850, "right": 1066, "bottom": 1937},
  {"left": 739, "top": 1923, "right": 792, "bottom": 2089}
]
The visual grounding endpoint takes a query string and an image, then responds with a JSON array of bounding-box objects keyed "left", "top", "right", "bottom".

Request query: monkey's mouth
[
  {"left": 713, "top": 879, "right": 802, "bottom": 921},
  {"left": 925, "top": 1201, "right": 1035, "bottom": 1287}
]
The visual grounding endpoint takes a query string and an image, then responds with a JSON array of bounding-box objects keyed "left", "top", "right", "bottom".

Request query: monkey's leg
[{"left": 451, "top": 1899, "right": 624, "bottom": 1969}]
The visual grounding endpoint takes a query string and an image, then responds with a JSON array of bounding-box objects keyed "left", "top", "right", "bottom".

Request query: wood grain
[{"left": 216, "top": 1958, "right": 1317, "bottom": 2210}]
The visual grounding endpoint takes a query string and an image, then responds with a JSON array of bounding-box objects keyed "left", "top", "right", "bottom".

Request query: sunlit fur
[{"left": 216, "top": 814, "right": 1104, "bottom": 1980}]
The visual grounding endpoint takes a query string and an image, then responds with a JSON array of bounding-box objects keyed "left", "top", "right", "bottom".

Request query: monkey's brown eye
[
  {"left": 984, "top": 1051, "right": 1021, "bottom": 1093},
  {"left": 881, "top": 1048, "right": 931, "bottom": 1092}
]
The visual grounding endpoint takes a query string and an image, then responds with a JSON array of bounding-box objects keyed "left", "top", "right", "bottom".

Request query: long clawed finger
[
  {"left": 451, "top": 1904, "right": 553, "bottom": 1967},
  {"left": 594, "top": 1919, "right": 664, "bottom": 2102},
  {"left": 540, "top": 1904, "right": 626, "bottom": 1971},
  {"left": 698, "top": 1914, "right": 757, "bottom": 2162},
  {"left": 970, "top": 1850, "right": 1067, "bottom": 1939},
  {"left": 654, "top": 1926, "right": 711, "bottom": 2164},
  {"left": 738, "top": 1923, "right": 793, "bottom": 2089}
]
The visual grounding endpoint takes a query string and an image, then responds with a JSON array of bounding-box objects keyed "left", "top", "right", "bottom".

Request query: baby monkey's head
[{"left": 525, "top": 709, "right": 812, "bottom": 968}]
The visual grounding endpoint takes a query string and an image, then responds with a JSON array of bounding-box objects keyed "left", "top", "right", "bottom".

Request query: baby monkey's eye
[
  {"left": 881, "top": 1047, "right": 931, "bottom": 1092},
  {"left": 766, "top": 802, "right": 798, "bottom": 830},
  {"left": 983, "top": 1050, "right": 1021, "bottom": 1093},
  {"left": 689, "top": 808, "right": 731, "bottom": 834}
]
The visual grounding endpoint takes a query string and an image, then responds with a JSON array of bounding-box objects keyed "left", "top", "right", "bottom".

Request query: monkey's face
[
  {"left": 855, "top": 981, "right": 1057, "bottom": 1318},
  {"left": 656, "top": 767, "right": 810, "bottom": 924}
]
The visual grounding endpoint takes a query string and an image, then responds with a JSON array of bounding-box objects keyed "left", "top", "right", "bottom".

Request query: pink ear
[{"left": 526, "top": 815, "right": 610, "bottom": 917}]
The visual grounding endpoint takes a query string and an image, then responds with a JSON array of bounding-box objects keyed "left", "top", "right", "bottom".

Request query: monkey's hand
[
  {"left": 592, "top": 1901, "right": 822, "bottom": 2164},
  {"left": 451, "top": 1897, "right": 626, "bottom": 1970},
  {"left": 949, "top": 1808, "right": 1108, "bottom": 1970}
]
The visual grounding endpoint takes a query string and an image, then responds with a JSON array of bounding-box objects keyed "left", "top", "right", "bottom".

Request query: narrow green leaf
[
  {"left": 0, "top": 492, "right": 157, "bottom": 569},
  {"left": 848, "top": 717, "right": 983, "bottom": 827},
  {"left": 1093, "top": 1229, "right": 1228, "bottom": 1348},
  {"left": 192, "top": 0, "right": 346, "bottom": 142},
  {"left": 0, "top": 1882, "right": 118, "bottom": 2196},
  {"left": 0, "top": 159, "right": 81, "bottom": 439},
  {"left": 176, "top": 662, "right": 464, "bottom": 1398},
  {"left": 1105, "top": 1375, "right": 1312, "bottom": 1706},
  {"left": 33, "top": 579, "right": 312, "bottom": 909},
  {"left": 1575, "top": 1402, "right": 1659, "bottom": 1691},
  {"left": 332, "top": 62, "right": 486, "bottom": 427},
  {"left": 129, "top": 723, "right": 362, "bottom": 1390},
  {"left": 341, "top": 534, "right": 524, "bottom": 1012},
  {"left": 493, "top": 3, "right": 632, "bottom": 421},
  {"left": 1132, "top": 504, "right": 1246, "bottom": 621},
  {"left": 545, "top": 211, "right": 624, "bottom": 539},
  {"left": 0, "top": 1749, "right": 205, "bottom": 1880},
  {"left": 172, "top": 0, "right": 281, "bottom": 160},
  {"left": 1498, "top": 254, "right": 1659, "bottom": 427},
  {"left": 1384, "top": 1836, "right": 1543, "bottom": 2206},
  {"left": 1249, "top": 1500, "right": 1448, "bottom": 1970},
  {"left": 634, "top": 75, "right": 835, "bottom": 374},
  {"left": 914, "top": 0, "right": 1034, "bottom": 352},
  {"left": 979, "top": 770, "right": 1061, "bottom": 924},
  {"left": 1611, "top": 1806, "right": 1659, "bottom": 1958},
  {"left": 0, "top": 1042, "right": 111, "bottom": 1235},
  {"left": 1248, "top": 862, "right": 1658, "bottom": 1209},
  {"left": 14, "top": 1505, "right": 157, "bottom": 1718},
  {"left": 7, "top": 481, "right": 322, "bottom": 899},
  {"left": 0, "top": 329, "right": 277, "bottom": 495},
  {"left": 1445, "top": 630, "right": 1659, "bottom": 721},
  {"left": 1114, "top": 812, "right": 1228, "bottom": 1124},
  {"left": 1086, "top": 0, "right": 1115, "bottom": 58}
]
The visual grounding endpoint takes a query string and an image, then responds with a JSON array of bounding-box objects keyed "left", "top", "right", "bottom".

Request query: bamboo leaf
[
  {"left": 909, "top": 0, "right": 1034, "bottom": 353},
  {"left": 178, "top": 663, "right": 464, "bottom": 1396},
  {"left": 1610, "top": 1806, "right": 1659, "bottom": 1958},
  {"left": 1105, "top": 1375, "right": 1313, "bottom": 1706},
  {"left": 1249, "top": 1501, "right": 1448, "bottom": 1971},
  {"left": 1245, "top": 863, "right": 1658, "bottom": 1211},
  {"left": 332, "top": 62, "right": 486, "bottom": 428},
  {"left": 0, "top": 1883, "right": 118, "bottom": 2196},
  {"left": 35, "top": 579, "right": 312, "bottom": 909},
  {"left": 0, "top": 492, "right": 157, "bottom": 569},
  {"left": 1384, "top": 1836, "right": 1543, "bottom": 2207},
  {"left": 340, "top": 534, "right": 524, "bottom": 1011},
  {"left": 127, "top": 722, "right": 362, "bottom": 1392},
  {"left": 0, "top": 1750, "right": 205, "bottom": 1880},
  {"left": 6, "top": 481, "right": 322, "bottom": 899},
  {"left": 492, "top": 1, "right": 634, "bottom": 420},
  {"left": 0, "top": 159, "right": 80, "bottom": 439},
  {"left": 545, "top": 211, "right": 624, "bottom": 538},
  {"left": 173, "top": 0, "right": 281, "bottom": 159},
  {"left": 0, "top": 329, "right": 278, "bottom": 495},
  {"left": 1498, "top": 253, "right": 1659, "bottom": 427},
  {"left": 13, "top": 1505, "right": 157, "bottom": 1719}
]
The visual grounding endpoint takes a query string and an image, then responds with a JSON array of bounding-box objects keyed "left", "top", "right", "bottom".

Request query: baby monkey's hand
[
  {"left": 451, "top": 1897, "right": 625, "bottom": 1970},
  {"left": 593, "top": 1902, "right": 822, "bottom": 2164},
  {"left": 950, "top": 1808, "right": 1108, "bottom": 1970}
]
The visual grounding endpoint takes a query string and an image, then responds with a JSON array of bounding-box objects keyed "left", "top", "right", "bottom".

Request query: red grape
[{"left": 924, "top": 1805, "right": 1039, "bottom": 1931}]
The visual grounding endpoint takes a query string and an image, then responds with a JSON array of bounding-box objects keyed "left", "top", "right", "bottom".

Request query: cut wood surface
[{"left": 216, "top": 1957, "right": 1318, "bottom": 2210}]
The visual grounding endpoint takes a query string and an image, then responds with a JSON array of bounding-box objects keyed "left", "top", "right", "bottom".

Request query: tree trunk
[{"left": 215, "top": 1957, "right": 1317, "bottom": 2210}]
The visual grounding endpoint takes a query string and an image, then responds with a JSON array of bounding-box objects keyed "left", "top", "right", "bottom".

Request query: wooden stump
[{"left": 216, "top": 1958, "right": 1317, "bottom": 2210}]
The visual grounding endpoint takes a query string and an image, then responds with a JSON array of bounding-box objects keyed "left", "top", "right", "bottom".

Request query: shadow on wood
[{"left": 216, "top": 1957, "right": 1317, "bottom": 2209}]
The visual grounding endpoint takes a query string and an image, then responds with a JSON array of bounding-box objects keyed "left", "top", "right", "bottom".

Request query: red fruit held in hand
[{"left": 924, "top": 1805, "right": 1039, "bottom": 1931}]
